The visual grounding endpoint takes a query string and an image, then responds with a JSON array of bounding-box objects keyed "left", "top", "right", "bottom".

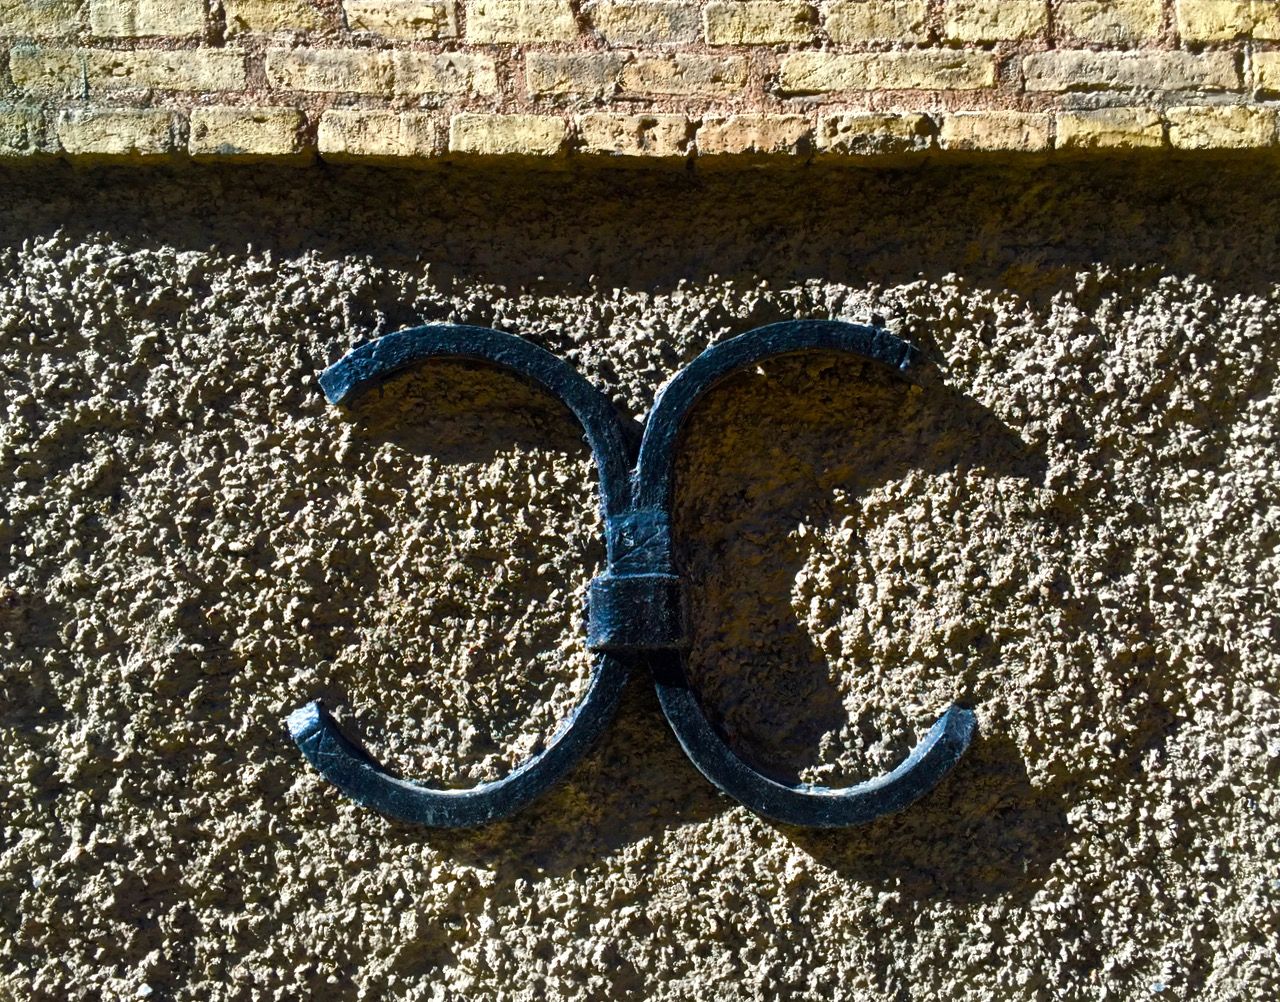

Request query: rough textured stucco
[{"left": 1, "top": 160, "right": 1279, "bottom": 1000}]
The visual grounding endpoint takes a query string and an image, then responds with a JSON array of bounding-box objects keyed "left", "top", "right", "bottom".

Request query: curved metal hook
[
  {"left": 651, "top": 654, "right": 975, "bottom": 827},
  {"left": 635, "top": 319, "right": 919, "bottom": 510},
  {"left": 633, "top": 320, "right": 973, "bottom": 827},
  {"left": 290, "top": 324, "right": 635, "bottom": 827},
  {"left": 320, "top": 324, "right": 634, "bottom": 515},
  {"left": 288, "top": 659, "right": 629, "bottom": 827}
]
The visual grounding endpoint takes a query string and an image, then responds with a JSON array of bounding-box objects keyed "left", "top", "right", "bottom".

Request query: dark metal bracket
[{"left": 288, "top": 321, "right": 976, "bottom": 828}]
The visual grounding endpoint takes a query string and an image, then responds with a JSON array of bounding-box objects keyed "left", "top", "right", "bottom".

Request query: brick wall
[{"left": 1, "top": 0, "right": 1278, "bottom": 162}]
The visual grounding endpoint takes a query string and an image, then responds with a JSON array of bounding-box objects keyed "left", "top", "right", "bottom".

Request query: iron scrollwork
[{"left": 287, "top": 320, "right": 976, "bottom": 828}]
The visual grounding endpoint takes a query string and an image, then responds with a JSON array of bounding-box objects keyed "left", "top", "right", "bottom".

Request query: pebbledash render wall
[
  {"left": 4, "top": 2, "right": 1280, "bottom": 1002},
  {"left": 5, "top": 0, "right": 1280, "bottom": 158}
]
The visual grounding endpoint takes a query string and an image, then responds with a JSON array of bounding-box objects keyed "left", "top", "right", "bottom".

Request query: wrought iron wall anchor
[{"left": 287, "top": 320, "right": 976, "bottom": 828}]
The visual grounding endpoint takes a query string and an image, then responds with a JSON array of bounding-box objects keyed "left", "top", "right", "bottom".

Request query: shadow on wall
[
  {"left": 785, "top": 734, "right": 1070, "bottom": 904},
  {"left": 673, "top": 351, "right": 1048, "bottom": 789},
  {"left": 3, "top": 158, "right": 1277, "bottom": 309},
  {"left": 342, "top": 356, "right": 599, "bottom": 466}
]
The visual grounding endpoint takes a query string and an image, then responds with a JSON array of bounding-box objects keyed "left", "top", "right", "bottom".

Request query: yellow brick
[
  {"left": 589, "top": 1, "right": 700, "bottom": 45},
  {"left": 779, "top": 51, "right": 997, "bottom": 93},
  {"left": 56, "top": 106, "right": 179, "bottom": 157},
  {"left": 1256, "top": 50, "right": 1280, "bottom": 91},
  {"left": 449, "top": 112, "right": 567, "bottom": 154},
  {"left": 824, "top": 0, "right": 927, "bottom": 42},
  {"left": 265, "top": 48, "right": 496, "bottom": 95},
  {"left": 1057, "top": 0, "right": 1162, "bottom": 44},
  {"left": 1176, "top": 0, "right": 1250, "bottom": 40},
  {"left": 266, "top": 48, "right": 390, "bottom": 92},
  {"left": 526, "top": 52, "right": 624, "bottom": 96},
  {"left": 1023, "top": 51, "right": 1240, "bottom": 92},
  {"left": 816, "top": 112, "right": 935, "bottom": 154},
  {"left": 224, "top": 0, "right": 328, "bottom": 32},
  {"left": 389, "top": 51, "right": 498, "bottom": 94},
  {"left": 466, "top": 0, "right": 577, "bottom": 41},
  {"left": 344, "top": 0, "right": 457, "bottom": 36},
  {"left": 1056, "top": 107, "right": 1164, "bottom": 148},
  {"left": 943, "top": 0, "right": 1047, "bottom": 42},
  {"left": 1186, "top": 0, "right": 1280, "bottom": 40},
  {"left": 620, "top": 54, "right": 748, "bottom": 95},
  {"left": 939, "top": 111, "right": 1051, "bottom": 151},
  {"left": 0, "top": 0, "right": 81, "bottom": 37},
  {"left": 1257, "top": 2, "right": 1280, "bottom": 38},
  {"left": 0, "top": 106, "right": 45, "bottom": 156},
  {"left": 1166, "top": 104, "right": 1277, "bottom": 147},
  {"left": 189, "top": 106, "right": 306, "bottom": 159},
  {"left": 89, "top": 0, "right": 203, "bottom": 36},
  {"left": 703, "top": 1, "right": 815, "bottom": 44},
  {"left": 318, "top": 109, "right": 443, "bottom": 160},
  {"left": 11, "top": 46, "right": 246, "bottom": 94},
  {"left": 577, "top": 112, "right": 689, "bottom": 155},
  {"left": 696, "top": 113, "right": 812, "bottom": 154}
]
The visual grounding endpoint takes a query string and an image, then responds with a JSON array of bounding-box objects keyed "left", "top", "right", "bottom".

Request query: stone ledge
[{"left": 5, "top": 105, "right": 1280, "bottom": 164}]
